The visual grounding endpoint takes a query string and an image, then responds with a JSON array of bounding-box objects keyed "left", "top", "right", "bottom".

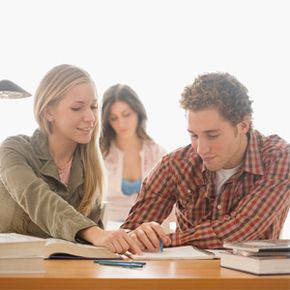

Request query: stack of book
[
  {"left": 0, "top": 233, "right": 120, "bottom": 274},
  {"left": 219, "top": 239, "right": 290, "bottom": 275}
]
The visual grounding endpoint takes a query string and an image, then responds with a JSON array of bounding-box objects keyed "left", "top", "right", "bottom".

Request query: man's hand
[{"left": 129, "top": 222, "right": 171, "bottom": 252}]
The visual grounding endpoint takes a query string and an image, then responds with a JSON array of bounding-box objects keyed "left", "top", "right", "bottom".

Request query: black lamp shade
[{"left": 0, "top": 80, "right": 31, "bottom": 99}]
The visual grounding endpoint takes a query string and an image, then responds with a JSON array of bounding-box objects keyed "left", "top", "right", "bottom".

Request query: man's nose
[{"left": 196, "top": 138, "right": 210, "bottom": 155}]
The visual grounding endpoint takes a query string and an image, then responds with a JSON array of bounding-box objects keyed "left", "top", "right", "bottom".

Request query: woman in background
[
  {"left": 0, "top": 65, "right": 141, "bottom": 255},
  {"left": 101, "top": 84, "right": 167, "bottom": 223}
]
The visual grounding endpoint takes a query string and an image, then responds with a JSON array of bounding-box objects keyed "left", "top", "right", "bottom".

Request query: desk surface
[{"left": 0, "top": 259, "right": 289, "bottom": 290}]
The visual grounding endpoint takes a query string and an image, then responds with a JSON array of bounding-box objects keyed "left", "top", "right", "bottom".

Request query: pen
[
  {"left": 160, "top": 240, "right": 164, "bottom": 252},
  {"left": 95, "top": 260, "right": 146, "bottom": 265},
  {"left": 94, "top": 260, "right": 146, "bottom": 268}
]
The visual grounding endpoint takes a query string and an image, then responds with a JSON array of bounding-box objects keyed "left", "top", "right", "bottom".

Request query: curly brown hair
[{"left": 180, "top": 72, "right": 253, "bottom": 126}]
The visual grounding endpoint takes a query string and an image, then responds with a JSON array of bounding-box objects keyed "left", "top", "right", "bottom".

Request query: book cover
[{"left": 223, "top": 239, "right": 290, "bottom": 253}]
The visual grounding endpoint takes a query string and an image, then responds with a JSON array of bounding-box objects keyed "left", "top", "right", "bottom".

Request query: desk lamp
[{"left": 0, "top": 80, "right": 31, "bottom": 99}]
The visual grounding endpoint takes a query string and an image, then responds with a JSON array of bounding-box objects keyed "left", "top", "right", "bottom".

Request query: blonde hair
[{"left": 34, "top": 64, "right": 105, "bottom": 216}]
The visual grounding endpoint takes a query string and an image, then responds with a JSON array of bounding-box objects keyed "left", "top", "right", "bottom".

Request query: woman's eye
[
  {"left": 71, "top": 107, "right": 81, "bottom": 111},
  {"left": 91, "top": 106, "right": 98, "bottom": 111}
]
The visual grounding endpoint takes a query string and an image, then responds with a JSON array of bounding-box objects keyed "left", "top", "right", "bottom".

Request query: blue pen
[
  {"left": 95, "top": 261, "right": 144, "bottom": 268},
  {"left": 160, "top": 240, "right": 164, "bottom": 252},
  {"left": 94, "top": 260, "right": 146, "bottom": 268},
  {"left": 95, "top": 260, "right": 146, "bottom": 266}
]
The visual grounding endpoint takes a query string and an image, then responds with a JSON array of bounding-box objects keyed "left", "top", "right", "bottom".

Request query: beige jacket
[{"left": 0, "top": 129, "right": 102, "bottom": 241}]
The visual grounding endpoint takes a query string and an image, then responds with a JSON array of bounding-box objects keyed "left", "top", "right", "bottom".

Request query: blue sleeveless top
[{"left": 121, "top": 178, "right": 142, "bottom": 196}]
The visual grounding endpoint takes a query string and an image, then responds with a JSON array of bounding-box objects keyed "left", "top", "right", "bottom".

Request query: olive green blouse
[{"left": 0, "top": 129, "right": 103, "bottom": 241}]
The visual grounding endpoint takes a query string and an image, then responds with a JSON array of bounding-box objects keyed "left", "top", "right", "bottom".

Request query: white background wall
[{"left": 0, "top": 0, "right": 289, "bottom": 237}]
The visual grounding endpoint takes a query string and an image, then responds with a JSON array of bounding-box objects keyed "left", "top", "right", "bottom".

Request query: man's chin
[{"left": 204, "top": 162, "right": 221, "bottom": 172}]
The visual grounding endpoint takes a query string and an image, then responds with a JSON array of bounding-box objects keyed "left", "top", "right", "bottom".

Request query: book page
[
  {"left": 128, "top": 246, "right": 215, "bottom": 260},
  {"left": 44, "top": 238, "right": 120, "bottom": 259},
  {"left": 0, "top": 233, "right": 44, "bottom": 243},
  {"left": 0, "top": 233, "right": 45, "bottom": 258}
]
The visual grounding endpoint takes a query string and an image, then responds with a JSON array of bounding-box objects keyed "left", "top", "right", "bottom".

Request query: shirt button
[{"left": 217, "top": 204, "right": 222, "bottom": 210}]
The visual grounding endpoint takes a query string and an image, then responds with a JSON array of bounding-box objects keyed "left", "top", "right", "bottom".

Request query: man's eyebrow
[
  {"left": 187, "top": 129, "right": 220, "bottom": 134},
  {"left": 204, "top": 129, "right": 220, "bottom": 133}
]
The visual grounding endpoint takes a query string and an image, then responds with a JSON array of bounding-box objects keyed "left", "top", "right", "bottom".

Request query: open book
[
  {"left": 0, "top": 233, "right": 120, "bottom": 260},
  {"left": 0, "top": 233, "right": 120, "bottom": 274},
  {"left": 128, "top": 245, "right": 215, "bottom": 260}
]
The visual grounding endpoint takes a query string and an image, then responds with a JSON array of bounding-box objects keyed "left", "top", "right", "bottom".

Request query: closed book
[
  {"left": 219, "top": 251, "right": 290, "bottom": 275},
  {"left": 0, "top": 233, "right": 120, "bottom": 260},
  {"left": 232, "top": 249, "right": 290, "bottom": 257},
  {"left": 223, "top": 239, "right": 290, "bottom": 253}
]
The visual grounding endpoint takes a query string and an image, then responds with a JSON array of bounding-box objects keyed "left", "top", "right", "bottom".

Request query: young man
[{"left": 121, "top": 72, "right": 290, "bottom": 250}]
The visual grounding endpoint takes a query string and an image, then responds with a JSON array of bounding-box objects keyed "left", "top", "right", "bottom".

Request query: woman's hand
[
  {"left": 78, "top": 226, "right": 142, "bottom": 255},
  {"left": 129, "top": 221, "right": 171, "bottom": 252}
]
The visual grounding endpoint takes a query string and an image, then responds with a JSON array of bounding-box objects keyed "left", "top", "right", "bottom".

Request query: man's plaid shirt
[{"left": 122, "top": 130, "right": 290, "bottom": 248}]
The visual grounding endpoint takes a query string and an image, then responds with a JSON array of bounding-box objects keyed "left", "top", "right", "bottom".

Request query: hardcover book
[
  {"left": 221, "top": 239, "right": 290, "bottom": 275},
  {"left": 219, "top": 251, "right": 290, "bottom": 275}
]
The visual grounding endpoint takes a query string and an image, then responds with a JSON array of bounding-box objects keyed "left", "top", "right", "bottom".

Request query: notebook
[{"left": 127, "top": 245, "right": 215, "bottom": 260}]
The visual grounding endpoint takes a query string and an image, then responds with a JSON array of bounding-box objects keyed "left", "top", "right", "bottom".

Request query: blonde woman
[
  {"left": 100, "top": 84, "right": 167, "bottom": 223},
  {"left": 0, "top": 65, "right": 141, "bottom": 255}
]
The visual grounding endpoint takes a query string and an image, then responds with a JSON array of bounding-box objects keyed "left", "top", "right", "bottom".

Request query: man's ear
[
  {"left": 239, "top": 115, "right": 251, "bottom": 134},
  {"left": 42, "top": 106, "right": 54, "bottom": 122}
]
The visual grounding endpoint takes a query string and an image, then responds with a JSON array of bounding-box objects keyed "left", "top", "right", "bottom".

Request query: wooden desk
[{"left": 0, "top": 259, "right": 289, "bottom": 290}]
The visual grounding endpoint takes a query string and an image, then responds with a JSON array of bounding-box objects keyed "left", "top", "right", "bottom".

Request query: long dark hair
[{"left": 100, "top": 84, "right": 151, "bottom": 156}]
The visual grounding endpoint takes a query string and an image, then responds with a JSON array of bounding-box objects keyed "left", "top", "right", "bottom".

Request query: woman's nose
[
  {"left": 117, "top": 118, "right": 127, "bottom": 129},
  {"left": 83, "top": 109, "right": 96, "bottom": 123}
]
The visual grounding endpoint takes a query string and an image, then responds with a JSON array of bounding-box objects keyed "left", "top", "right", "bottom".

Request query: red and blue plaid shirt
[{"left": 122, "top": 130, "right": 290, "bottom": 248}]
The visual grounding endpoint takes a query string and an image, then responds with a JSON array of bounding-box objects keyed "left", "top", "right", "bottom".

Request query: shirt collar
[
  {"left": 31, "top": 129, "right": 84, "bottom": 189},
  {"left": 243, "top": 130, "right": 265, "bottom": 175},
  {"left": 31, "top": 129, "right": 51, "bottom": 161},
  {"left": 200, "top": 130, "right": 264, "bottom": 176}
]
